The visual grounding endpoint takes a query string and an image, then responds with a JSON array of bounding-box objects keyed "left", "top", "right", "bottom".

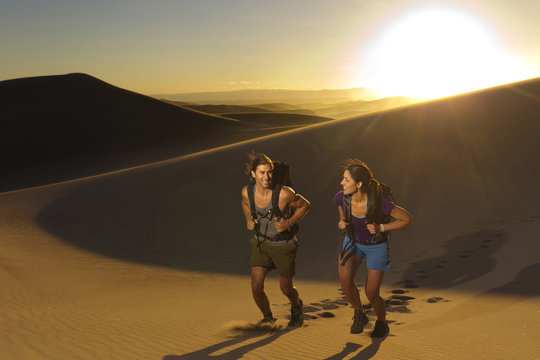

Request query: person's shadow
[
  {"left": 324, "top": 338, "right": 386, "bottom": 360},
  {"left": 163, "top": 329, "right": 287, "bottom": 360}
]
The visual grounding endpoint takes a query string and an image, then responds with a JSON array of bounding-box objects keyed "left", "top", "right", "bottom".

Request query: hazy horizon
[{"left": 2, "top": 0, "right": 540, "bottom": 99}]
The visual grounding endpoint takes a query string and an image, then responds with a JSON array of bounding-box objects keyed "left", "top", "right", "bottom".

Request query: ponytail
[{"left": 366, "top": 178, "right": 381, "bottom": 223}]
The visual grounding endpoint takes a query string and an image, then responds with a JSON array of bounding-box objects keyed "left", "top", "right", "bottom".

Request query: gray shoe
[
  {"left": 351, "top": 310, "right": 369, "bottom": 334},
  {"left": 288, "top": 299, "right": 304, "bottom": 327}
]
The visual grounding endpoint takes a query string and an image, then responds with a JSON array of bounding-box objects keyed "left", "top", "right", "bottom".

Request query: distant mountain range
[{"left": 151, "top": 87, "right": 382, "bottom": 105}]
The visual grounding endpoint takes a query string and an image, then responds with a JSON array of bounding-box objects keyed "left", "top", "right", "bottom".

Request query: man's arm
[
  {"left": 275, "top": 186, "right": 310, "bottom": 232},
  {"left": 241, "top": 186, "right": 256, "bottom": 230}
]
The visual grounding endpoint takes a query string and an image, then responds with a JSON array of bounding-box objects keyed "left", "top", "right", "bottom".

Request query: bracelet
[{"left": 380, "top": 223, "right": 385, "bottom": 232}]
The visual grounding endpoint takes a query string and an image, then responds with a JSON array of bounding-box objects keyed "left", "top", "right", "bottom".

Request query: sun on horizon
[{"left": 358, "top": 4, "right": 535, "bottom": 100}]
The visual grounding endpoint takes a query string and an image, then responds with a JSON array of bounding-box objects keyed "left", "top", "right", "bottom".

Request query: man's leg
[
  {"left": 251, "top": 266, "right": 271, "bottom": 316},
  {"left": 279, "top": 277, "right": 300, "bottom": 305},
  {"left": 280, "top": 276, "right": 303, "bottom": 327}
]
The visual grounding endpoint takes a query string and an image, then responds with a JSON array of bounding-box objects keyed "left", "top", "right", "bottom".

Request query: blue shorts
[{"left": 342, "top": 236, "right": 391, "bottom": 271}]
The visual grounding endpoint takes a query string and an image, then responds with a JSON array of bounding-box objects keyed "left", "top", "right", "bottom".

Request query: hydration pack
[{"left": 247, "top": 183, "right": 298, "bottom": 242}]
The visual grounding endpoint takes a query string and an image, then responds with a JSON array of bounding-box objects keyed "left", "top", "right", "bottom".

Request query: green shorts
[{"left": 248, "top": 236, "right": 298, "bottom": 278}]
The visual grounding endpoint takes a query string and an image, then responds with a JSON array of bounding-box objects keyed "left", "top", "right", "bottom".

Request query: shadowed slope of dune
[
  {"left": 0, "top": 73, "right": 275, "bottom": 191},
  {"left": 33, "top": 77, "right": 540, "bottom": 292}
]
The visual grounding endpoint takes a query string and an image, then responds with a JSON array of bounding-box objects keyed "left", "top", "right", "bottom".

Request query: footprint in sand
[
  {"left": 322, "top": 304, "right": 340, "bottom": 310},
  {"left": 391, "top": 289, "right": 408, "bottom": 294},
  {"left": 304, "top": 305, "right": 322, "bottom": 313},
  {"left": 426, "top": 297, "right": 450, "bottom": 303},
  {"left": 403, "top": 280, "right": 419, "bottom": 288},
  {"left": 317, "top": 312, "right": 336, "bottom": 318},
  {"left": 392, "top": 295, "right": 415, "bottom": 301}
]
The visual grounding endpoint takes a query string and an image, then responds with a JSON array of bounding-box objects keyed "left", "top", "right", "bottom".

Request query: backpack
[
  {"left": 340, "top": 182, "right": 395, "bottom": 265},
  {"left": 247, "top": 183, "right": 298, "bottom": 242}
]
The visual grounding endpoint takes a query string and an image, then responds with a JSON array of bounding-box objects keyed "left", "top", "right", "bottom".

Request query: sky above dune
[{"left": 1, "top": 0, "right": 539, "bottom": 98}]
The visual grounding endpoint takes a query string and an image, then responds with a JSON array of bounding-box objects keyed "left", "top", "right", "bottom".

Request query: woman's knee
[{"left": 365, "top": 290, "right": 381, "bottom": 302}]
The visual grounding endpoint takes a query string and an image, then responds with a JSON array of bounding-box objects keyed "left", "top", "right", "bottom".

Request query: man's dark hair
[{"left": 245, "top": 151, "right": 273, "bottom": 182}]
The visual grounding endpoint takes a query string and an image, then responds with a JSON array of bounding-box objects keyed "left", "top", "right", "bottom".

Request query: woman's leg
[
  {"left": 338, "top": 253, "right": 362, "bottom": 309},
  {"left": 365, "top": 269, "right": 386, "bottom": 321}
]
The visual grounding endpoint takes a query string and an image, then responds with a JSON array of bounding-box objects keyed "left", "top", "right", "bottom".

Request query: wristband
[{"left": 380, "top": 223, "right": 385, "bottom": 232}]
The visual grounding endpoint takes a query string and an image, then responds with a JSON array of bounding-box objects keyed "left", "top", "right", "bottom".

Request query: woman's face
[{"left": 341, "top": 170, "right": 361, "bottom": 195}]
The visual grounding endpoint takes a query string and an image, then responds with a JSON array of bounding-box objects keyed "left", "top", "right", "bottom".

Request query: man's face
[{"left": 251, "top": 164, "right": 272, "bottom": 189}]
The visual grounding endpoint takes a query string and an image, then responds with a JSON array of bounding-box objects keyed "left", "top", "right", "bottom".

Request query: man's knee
[
  {"left": 279, "top": 278, "right": 295, "bottom": 295},
  {"left": 251, "top": 279, "right": 265, "bottom": 295}
]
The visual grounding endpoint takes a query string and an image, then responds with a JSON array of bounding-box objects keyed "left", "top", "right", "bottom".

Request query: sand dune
[
  {"left": 310, "top": 96, "right": 419, "bottom": 119},
  {"left": 1, "top": 78, "right": 540, "bottom": 359},
  {"left": 151, "top": 87, "right": 380, "bottom": 105},
  {"left": 219, "top": 112, "right": 332, "bottom": 128},
  {"left": 0, "top": 74, "right": 309, "bottom": 191}
]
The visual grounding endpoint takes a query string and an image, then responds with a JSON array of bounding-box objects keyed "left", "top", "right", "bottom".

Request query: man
[{"left": 241, "top": 152, "right": 310, "bottom": 327}]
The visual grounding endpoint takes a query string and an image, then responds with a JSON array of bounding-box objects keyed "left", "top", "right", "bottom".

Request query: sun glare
[{"left": 361, "top": 5, "right": 530, "bottom": 99}]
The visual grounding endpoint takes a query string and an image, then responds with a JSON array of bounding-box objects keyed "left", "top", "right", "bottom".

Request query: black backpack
[{"left": 247, "top": 183, "right": 298, "bottom": 241}]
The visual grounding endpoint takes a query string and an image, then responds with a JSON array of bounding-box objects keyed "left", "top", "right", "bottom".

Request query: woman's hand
[
  {"left": 366, "top": 223, "right": 379, "bottom": 234},
  {"left": 338, "top": 219, "right": 349, "bottom": 230}
]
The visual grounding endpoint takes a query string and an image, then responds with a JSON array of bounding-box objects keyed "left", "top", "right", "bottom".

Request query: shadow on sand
[
  {"left": 397, "top": 229, "right": 507, "bottom": 289},
  {"left": 324, "top": 338, "right": 386, "bottom": 360},
  {"left": 163, "top": 328, "right": 289, "bottom": 360}
]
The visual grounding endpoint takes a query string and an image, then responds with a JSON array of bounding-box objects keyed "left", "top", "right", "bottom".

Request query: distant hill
[
  {"left": 163, "top": 100, "right": 318, "bottom": 117},
  {"left": 151, "top": 87, "right": 380, "bottom": 105},
  {"left": 0, "top": 73, "right": 273, "bottom": 190},
  {"left": 219, "top": 112, "right": 332, "bottom": 128},
  {"left": 161, "top": 95, "right": 418, "bottom": 120},
  {"left": 306, "top": 96, "right": 419, "bottom": 119}
]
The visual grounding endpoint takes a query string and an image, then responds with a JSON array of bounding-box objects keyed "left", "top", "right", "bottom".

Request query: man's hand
[
  {"left": 274, "top": 218, "right": 290, "bottom": 232},
  {"left": 247, "top": 219, "right": 257, "bottom": 230},
  {"left": 338, "top": 219, "right": 349, "bottom": 230}
]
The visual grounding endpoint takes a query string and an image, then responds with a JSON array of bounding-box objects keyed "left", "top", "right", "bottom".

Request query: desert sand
[{"left": 1, "top": 78, "right": 540, "bottom": 359}]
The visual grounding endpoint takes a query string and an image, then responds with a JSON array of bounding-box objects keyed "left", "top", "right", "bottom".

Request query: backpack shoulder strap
[
  {"left": 343, "top": 193, "right": 352, "bottom": 223},
  {"left": 271, "top": 184, "right": 283, "bottom": 220},
  {"left": 247, "top": 183, "right": 257, "bottom": 220}
]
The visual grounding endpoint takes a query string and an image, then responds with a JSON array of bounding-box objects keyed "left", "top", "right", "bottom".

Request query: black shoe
[
  {"left": 370, "top": 320, "right": 389, "bottom": 338},
  {"left": 256, "top": 314, "right": 276, "bottom": 327},
  {"left": 351, "top": 310, "right": 369, "bottom": 334},
  {"left": 288, "top": 299, "right": 304, "bottom": 327}
]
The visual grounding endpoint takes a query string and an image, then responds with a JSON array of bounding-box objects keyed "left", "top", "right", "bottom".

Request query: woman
[{"left": 334, "top": 159, "right": 414, "bottom": 337}]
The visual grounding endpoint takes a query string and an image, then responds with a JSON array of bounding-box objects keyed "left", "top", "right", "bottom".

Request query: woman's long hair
[
  {"left": 342, "top": 158, "right": 382, "bottom": 223},
  {"left": 271, "top": 161, "right": 293, "bottom": 187}
]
